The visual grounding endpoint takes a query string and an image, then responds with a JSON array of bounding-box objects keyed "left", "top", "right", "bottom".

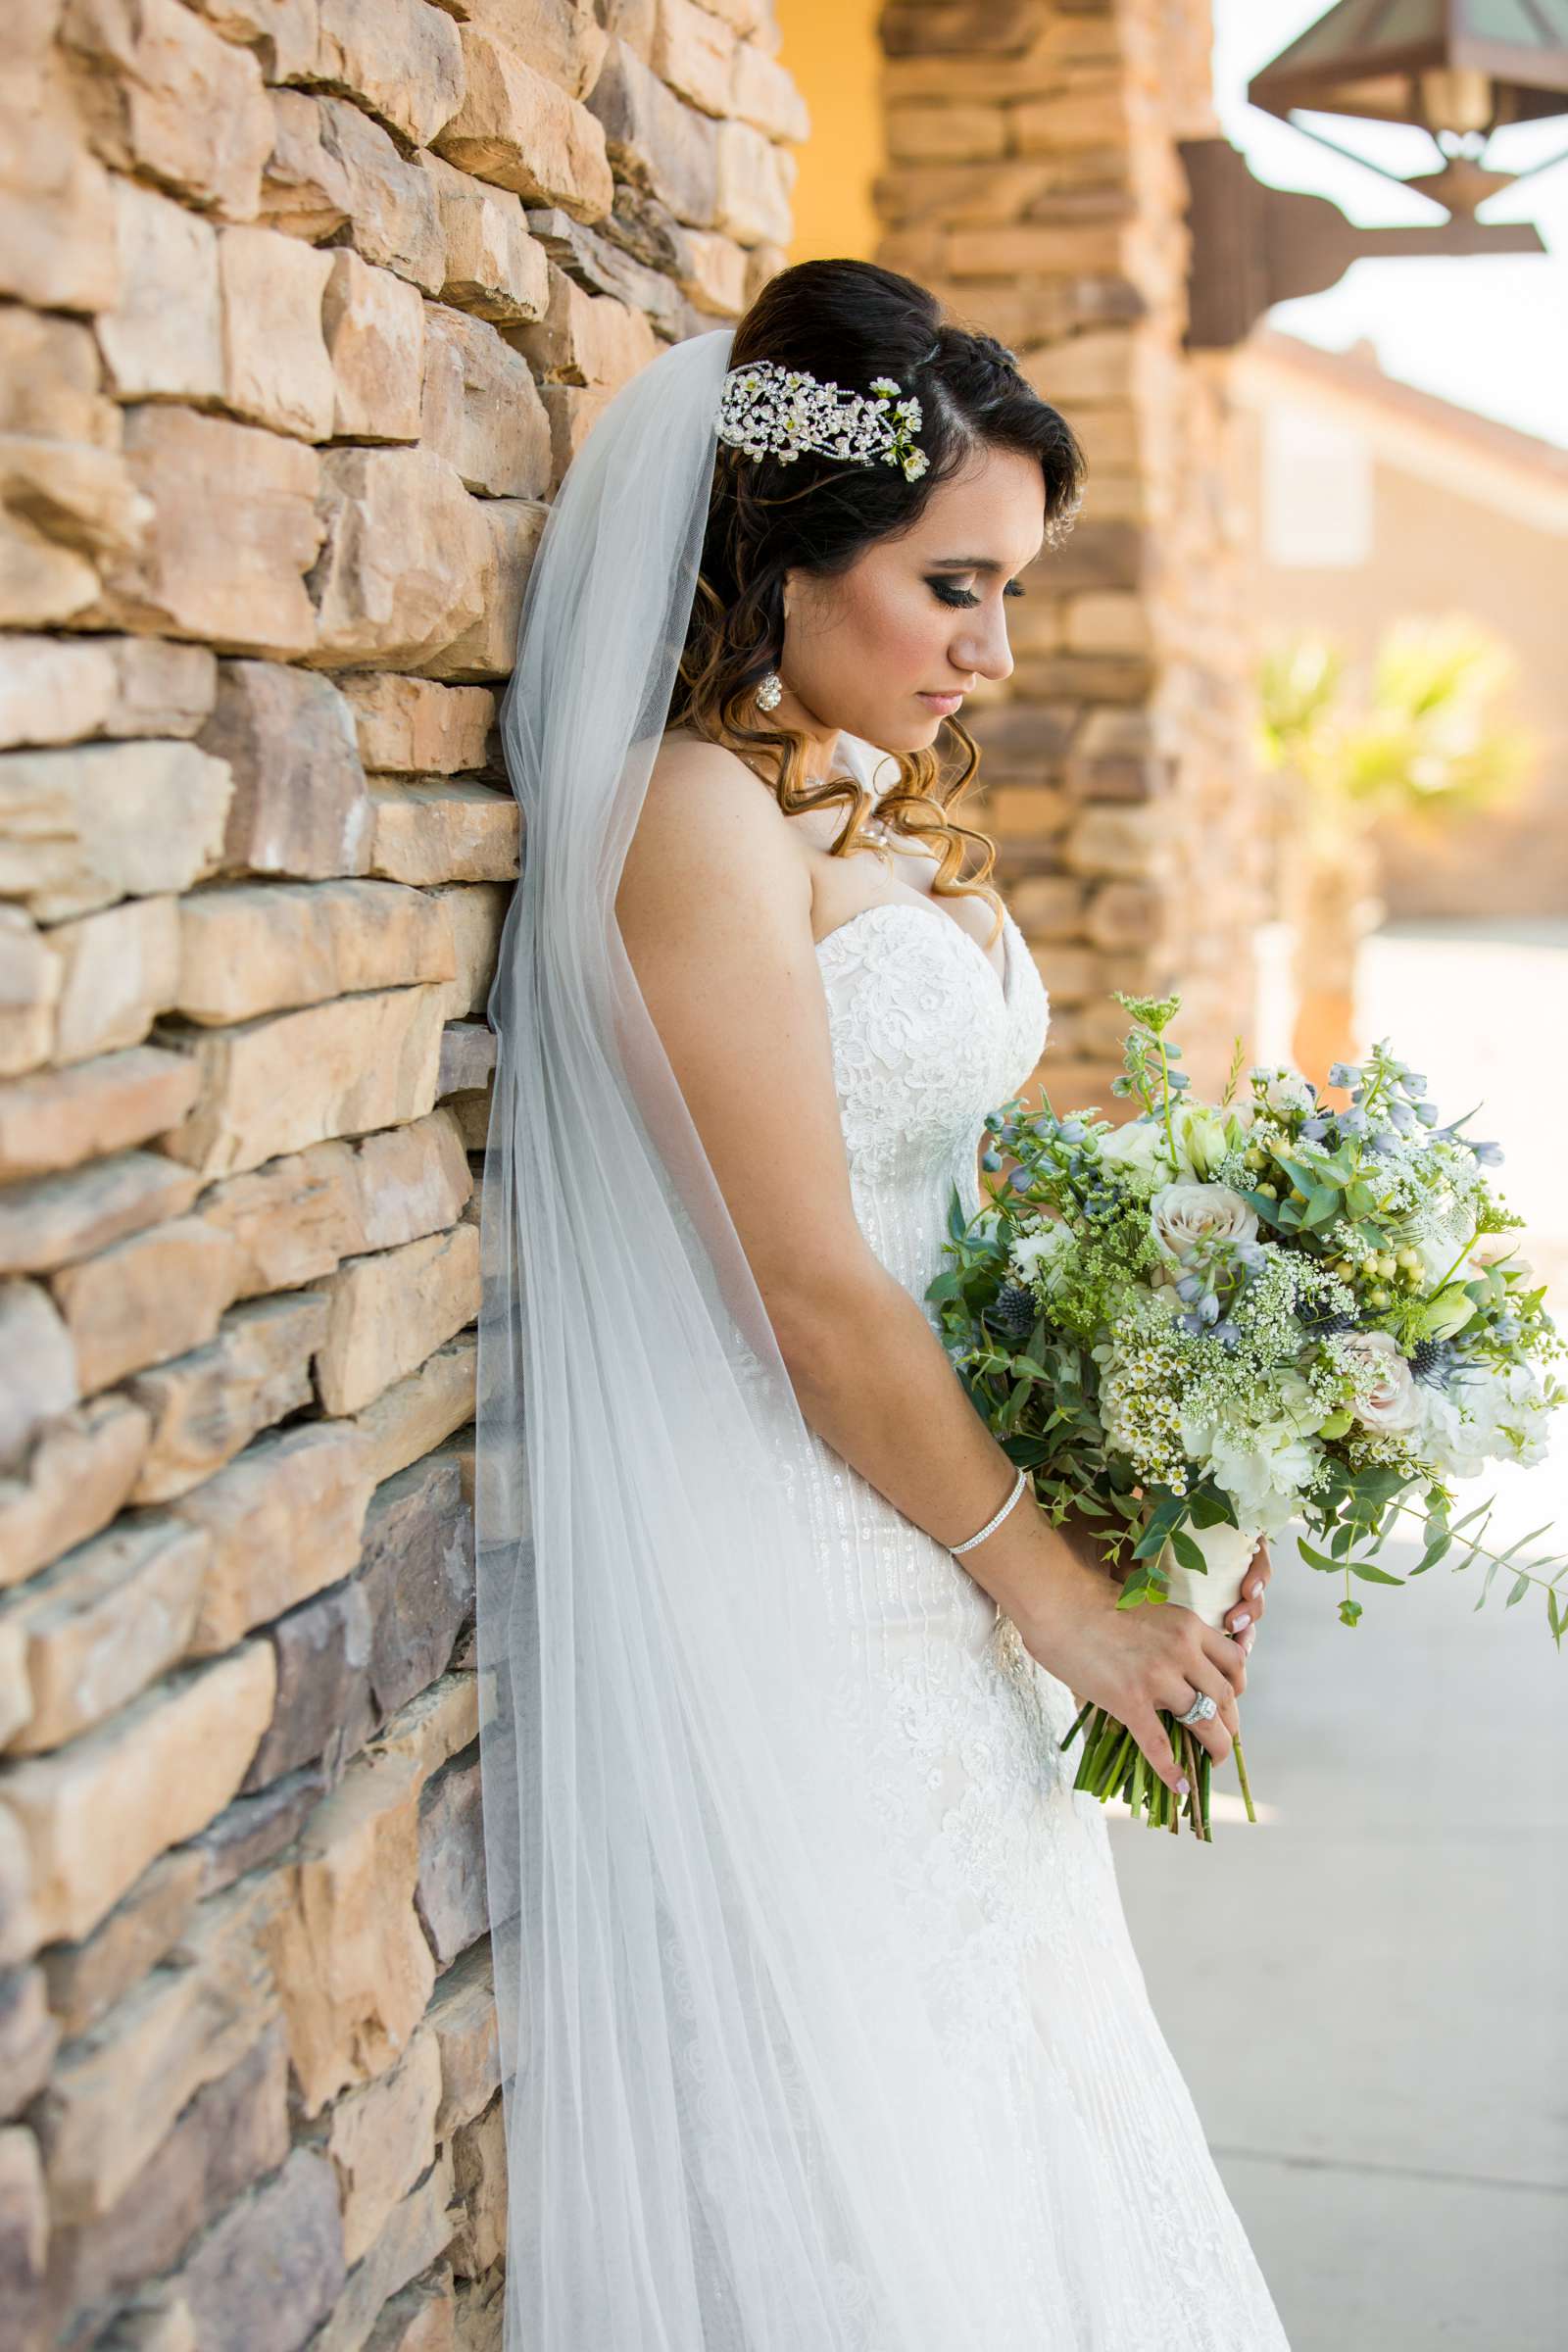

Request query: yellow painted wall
[{"left": 773, "top": 0, "right": 884, "bottom": 263}]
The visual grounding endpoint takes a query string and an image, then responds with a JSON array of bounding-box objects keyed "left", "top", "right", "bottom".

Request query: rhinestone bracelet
[{"left": 950, "top": 1465, "right": 1027, "bottom": 1555}]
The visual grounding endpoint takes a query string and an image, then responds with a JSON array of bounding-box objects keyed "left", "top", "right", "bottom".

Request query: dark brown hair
[{"left": 668, "top": 258, "right": 1086, "bottom": 941}]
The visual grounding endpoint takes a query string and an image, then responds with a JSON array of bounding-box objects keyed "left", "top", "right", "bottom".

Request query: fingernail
[
  {"left": 1177, "top": 1775, "right": 1190, "bottom": 1795},
  {"left": 1241, "top": 1628, "right": 1255, "bottom": 1652},
  {"left": 1246, "top": 1580, "right": 1261, "bottom": 1599},
  {"left": 1231, "top": 1611, "right": 1251, "bottom": 1632}
]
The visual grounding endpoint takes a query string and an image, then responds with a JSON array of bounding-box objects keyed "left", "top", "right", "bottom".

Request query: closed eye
[{"left": 928, "top": 579, "right": 1026, "bottom": 609}]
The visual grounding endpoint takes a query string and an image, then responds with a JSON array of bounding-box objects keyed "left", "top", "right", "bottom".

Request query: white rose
[
  {"left": 1339, "top": 1329, "right": 1423, "bottom": 1435},
  {"left": 1172, "top": 1104, "right": 1242, "bottom": 1183},
  {"left": 1009, "top": 1221, "right": 1074, "bottom": 1294},
  {"left": 1149, "top": 1182, "right": 1259, "bottom": 1261},
  {"left": 1097, "top": 1117, "right": 1173, "bottom": 1194}
]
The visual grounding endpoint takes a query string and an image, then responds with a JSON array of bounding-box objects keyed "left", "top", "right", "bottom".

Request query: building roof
[{"left": 1234, "top": 329, "right": 1568, "bottom": 530}]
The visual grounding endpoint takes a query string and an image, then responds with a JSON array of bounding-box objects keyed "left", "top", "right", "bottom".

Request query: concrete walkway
[{"left": 1111, "top": 922, "right": 1568, "bottom": 2350}]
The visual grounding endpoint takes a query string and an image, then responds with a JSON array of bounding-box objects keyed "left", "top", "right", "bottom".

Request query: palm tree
[{"left": 1256, "top": 617, "right": 1534, "bottom": 1084}]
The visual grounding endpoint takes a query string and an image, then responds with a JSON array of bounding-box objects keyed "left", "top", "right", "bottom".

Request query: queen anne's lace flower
[{"left": 715, "top": 361, "right": 930, "bottom": 482}]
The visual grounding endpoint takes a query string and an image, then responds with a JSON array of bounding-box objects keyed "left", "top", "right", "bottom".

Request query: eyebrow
[{"left": 927, "top": 551, "right": 1046, "bottom": 572}]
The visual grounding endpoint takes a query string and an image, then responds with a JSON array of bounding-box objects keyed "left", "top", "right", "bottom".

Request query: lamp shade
[{"left": 1249, "top": 0, "right": 1568, "bottom": 135}]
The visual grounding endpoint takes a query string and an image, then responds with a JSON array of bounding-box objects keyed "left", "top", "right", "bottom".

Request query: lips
[{"left": 918, "top": 691, "right": 964, "bottom": 713}]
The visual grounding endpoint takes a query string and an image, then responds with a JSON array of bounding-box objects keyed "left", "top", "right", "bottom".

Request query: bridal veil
[{"left": 476, "top": 323, "right": 1092, "bottom": 2347}]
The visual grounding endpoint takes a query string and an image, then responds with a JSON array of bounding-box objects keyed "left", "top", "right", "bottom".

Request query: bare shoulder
[{"left": 619, "top": 729, "right": 808, "bottom": 932}]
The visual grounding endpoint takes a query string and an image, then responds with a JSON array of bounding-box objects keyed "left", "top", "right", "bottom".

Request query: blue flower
[{"left": 1328, "top": 1062, "right": 1359, "bottom": 1090}]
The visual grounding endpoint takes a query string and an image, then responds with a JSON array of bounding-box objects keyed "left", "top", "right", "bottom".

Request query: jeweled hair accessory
[{"left": 715, "top": 361, "right": 930, "bottom": 482}]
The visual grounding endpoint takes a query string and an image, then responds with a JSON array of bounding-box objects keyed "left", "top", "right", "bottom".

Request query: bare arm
[{"left": 615, "top": 740, "right": 1248, "bottom": 1794}]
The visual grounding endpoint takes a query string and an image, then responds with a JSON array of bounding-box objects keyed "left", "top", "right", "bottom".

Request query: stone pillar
[
  {"left": 0, "top": 4, "right": 805, "bottom": 2344},
  {"left": 877, "top": 0, "right": 1264, "bottom": 1107}
]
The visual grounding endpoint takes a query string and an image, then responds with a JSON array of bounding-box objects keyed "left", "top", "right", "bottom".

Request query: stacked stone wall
[
  {"left": 876, "top": 0, "right": 1264, "bottom": 1102},
  {"left": 0, "top": 2, "right": 804, "bottom": 2343}
]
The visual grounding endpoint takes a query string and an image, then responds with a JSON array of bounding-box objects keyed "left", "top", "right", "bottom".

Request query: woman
[{"left": 477, "top": 258, "right": 1288, "bottom": 2348}]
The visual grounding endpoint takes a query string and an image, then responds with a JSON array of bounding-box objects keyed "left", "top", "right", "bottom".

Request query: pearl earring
[{"left": 756, "top": 669, "right": 783, "bottom": 712}]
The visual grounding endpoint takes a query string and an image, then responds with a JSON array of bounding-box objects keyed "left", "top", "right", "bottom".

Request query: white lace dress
[{"left": 791, "top": 894, "right": 1292, "bottom": 2350}]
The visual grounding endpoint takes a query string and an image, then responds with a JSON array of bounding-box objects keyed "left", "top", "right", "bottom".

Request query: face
[{"left": 774, "top": 441, "right": 1047, "bottom": 764}]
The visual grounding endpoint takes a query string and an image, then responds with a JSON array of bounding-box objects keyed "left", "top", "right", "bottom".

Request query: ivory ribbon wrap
[{"left": 1157, "top": 1518, "right": 1260, "bottom": 1631}]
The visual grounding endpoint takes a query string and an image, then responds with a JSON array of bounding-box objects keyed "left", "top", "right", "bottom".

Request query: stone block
[
  {"left": 94, "top": 175, "right": 223, "bottom": 402},
  {"left": 0, "top": 2128, "right": 46, "bottom": 2352},
  {"left": 311, "top": 2149, "right": 457, "bottom": 2352},
  {"left": 307, "top": 445, "right": 492, "bottom": 668},
  {"left": 0, "top": 1280, "right": 78, "bottom": 1479},
  {"left": 93, "top": 404, "right": 323, "bottom": 657},
  {"left": 1, "top": 1642, "right": 274, "bottom": 1945},
  {"left": 0, "top": 1622, "right": 27, "bottom": 1749},
  {"left": 415, "top": 1746, "right": 485, "bottom": 1968},
  {"left": 133, "top": 2144, "right": 347, "bottom": 2350},
  {"left": 343, "top": 677, "right": 496, "bottom": 776},
  {"left": 524, "top": 196, "right": 691, "bottom": 335},
  {"left": 670, "top": 222, "right": 749, "bottom": 317},
  {"left": 0, "top": 1395, "right": 150, "bottom": 1594},
  {"left": 176, "top": 879, "right": 453, "bottom": 1025},
  {"left": 0, "top": 636, "right": 218, "bottom": 753},
  {"left": 352, "top": 1336, "right": 478, "bottom": 1491},
  {"left": 350, "top": 1111, "right": 473, "bottom": 1253},
  {"left": 0, "top": 906, "right": 59, "bottom": 1078},
  {"left": 124, "top": 1291, "right": 332, "bottom": 1502},
  {"left": 443, "top": 1087, "right": 492, "bottom": 1153},
  {"left": 241, "top": 1575, "right": 373, "bottom": 1790},
  {"left": 463, "top": 0, "right": 610, "bottom": 100},
  {"left": 189, "top": 1760, "right": 328, "bottom": 1896},
  {"left": 62, "top": 0, "right": 276, "bottom": 219},
  {"left": 654, "top": 0, "right": 735, "bottom": 116},
  {"left": 713, "top": 117, "right": 792, "bottom": 246},
  {"left": 44, "top": 894, "right": 182, "bottom": 1066},
  {"left": 40, "top": 2023, "right": 288, "bottom": 2330},
  {"left": 0, "top": 1045, "right": 199, "bottom": 1183},
  {"left": 368, "top": 1674, "right": 478, "bottom": 1792},
  {"left": 327, "top": 2027, "right": 443, "bottom": 2264},
  {"left": 198, "top": 1138, "right": 365, "bottom": 1299},
  {"left": 259, "top": 1749, "right": 438, "bottom": 2114},
  {"left": 358, "top": 1454, "right": 474, "bottom": 1722},
  {"left": 368, "top": 784, "right": 519, "bottom": 887},
  {"left": 0, "top": 62, "right": 120, "bottom": 313},
  {"left": 1014, "top": 78, "right": 1131, "bottom": 155},
  {"left": 0, "top": 429, "right": 151, "bottom": 632},
  {"left": 731, "top": 37, "right": 808, "bottom": 142},
  {"left": 423, "top": 1938, "right": 497, "bottom": 2138},
  {"left": 3, "top": 1515, "right": 209, "bottom": 1754},
  {"left": 0, "top": 741, "right": 231, "bottom": 925},
  {"left": 420, "top": 305, "right": 552, "bottom": 497},
  {"left": 430, "top": 885, "right": 506, "bottom": 1017},
  {"left": 1085, "top": 878, "right": 1166, "bottom": 952},
  {"left": 0, "top": 309, "right": 117, "bottom": 451},
  {"left": 506, "top": 262, "right": 658, "bottom": 389},
  {"left": 49, "top": 1214, "right": 242, "bottom": 1396},
  {"left": 534, "top": 378, "right": 608, "bottom": 492},
  {"left": 219, "top": 222, "right": 337, "bottom": 440},
  {"left": 184, "top": 0, "right": 319, "bottom": 83},
  {"left": 367, "top": 2274, "right": 456, "bottom": 2352},
  {"left": 151, "top": 982, "right": 446, "bottom": 1180},
  {"left": 38, "top": 1847, "right": 203, "bottom": 2040},
  {"left": 589, "top": 36, "right": 717, "bottom": 225},
  {"left": 324, "top": 250, "right": 427, "bottom": 442},
  {"left": 0, "top": 1966, "right": 57, "bottom": 2121},
  {"left": 416, "top": 494, "right": 545, "bottom": 682},
  {"left": 433, "top": 26, "right": 612, "bottom": 220},
  {"left": 261, "top": 93, "right": 446, "bottom": 294},
  {"left": 447, "top": 2094, "right": 505, "bottom": 2277},
  {"left": 197, "top": 660, "right": 370, "bottom": 879},
  {"left": 435, "top": 1026, "right": 495, "bottom": 1097},
  {"left": 1064, "top": 803, "right": 1168, "bottom": 880},
  {"left": 312, "top": 0, "right": 466, "bottom": 150},
  {"left": 316, "top": 1223, "right": 481, "bottom": 1417},
  {"left": 423, "top": 152, "right": 550, "bottom": 324},
  {"left": 170, "top": 1420, "right": 374, "bottom": 1655},
  {"left": 453, "top": 2268, "right": 504, "bottom": 2352}
]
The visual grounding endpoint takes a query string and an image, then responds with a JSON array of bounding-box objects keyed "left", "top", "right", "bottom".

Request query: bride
[{"left": 476, "top": 257, "right": 1290, "bottom": 2348}]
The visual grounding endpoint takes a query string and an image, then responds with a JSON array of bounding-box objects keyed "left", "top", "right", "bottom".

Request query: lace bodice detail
[{"left": 814, "top": 897, "right": 1049, "bottom": 1331}]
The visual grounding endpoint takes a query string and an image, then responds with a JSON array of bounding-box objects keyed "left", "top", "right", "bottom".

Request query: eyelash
[{"left": 928, "top": 580, "right": 1026, "bottom": 609}]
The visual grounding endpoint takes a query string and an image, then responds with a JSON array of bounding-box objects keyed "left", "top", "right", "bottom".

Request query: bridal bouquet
[{"left": 926, "top": 992, "right": 1565, "bottom": 1841}]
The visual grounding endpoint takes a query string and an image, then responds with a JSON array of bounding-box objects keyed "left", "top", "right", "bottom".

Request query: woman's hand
[
  {"left": 1222, "top": 1536, "right": 1272, "bottom": 1656},
  {"left": 1020, "top": 1534, "right": 1248, "bottom": 1799}
]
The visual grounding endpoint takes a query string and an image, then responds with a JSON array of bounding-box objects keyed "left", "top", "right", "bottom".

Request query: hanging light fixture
[{"left": 1182, "top": 0, "right": 1567, "bottom": 347}]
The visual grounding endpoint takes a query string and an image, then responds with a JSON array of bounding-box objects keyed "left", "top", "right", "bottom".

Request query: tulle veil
[{"left": 475, "top": 323, "right": 1082, "bottom": 2347}]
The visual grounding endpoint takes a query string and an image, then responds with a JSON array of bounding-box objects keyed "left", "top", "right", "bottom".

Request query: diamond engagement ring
[{"left": 1174, "top": 1690, "right": 1217, "bottom": 1729}]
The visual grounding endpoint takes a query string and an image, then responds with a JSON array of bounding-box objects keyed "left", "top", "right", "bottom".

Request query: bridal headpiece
[{"left": 716, "top": 359, "right": 930, "bottom": 481}]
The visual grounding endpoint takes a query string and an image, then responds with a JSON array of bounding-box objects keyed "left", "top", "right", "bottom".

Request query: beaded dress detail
[{"left": 777, "top": 889, "right": 1293, "bottom": 2349}]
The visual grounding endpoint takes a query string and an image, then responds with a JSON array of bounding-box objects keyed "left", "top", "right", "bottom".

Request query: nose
[{"left": 951, "top": 602, "right": 1013, "bottom": 687}]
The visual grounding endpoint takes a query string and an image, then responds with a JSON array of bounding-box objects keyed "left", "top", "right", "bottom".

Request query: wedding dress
[
  {"left": 476, "top": 320, "right": 1294, "bottom": 2347},
  {"left": 759, "top": 890, "right": 1294, "bottom": 2348}
]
